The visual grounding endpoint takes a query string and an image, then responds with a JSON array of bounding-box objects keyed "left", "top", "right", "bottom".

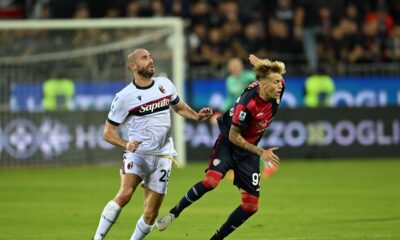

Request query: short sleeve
[
  {"left": 107, "top": 95, "right": 129, "bottom": 125},
  {"left": 169, "top": 80, "right": 180, "bottom": 105},
  {"left": 231, "top": 104, "right": 251, "bottom": 129}
]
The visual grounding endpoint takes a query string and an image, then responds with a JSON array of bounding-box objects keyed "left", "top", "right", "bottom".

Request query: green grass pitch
[{"left": 1, "top": 159, "right": 400, "bottom": 240}]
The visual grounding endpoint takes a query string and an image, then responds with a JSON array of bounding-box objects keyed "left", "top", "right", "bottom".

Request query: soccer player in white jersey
[{"left": 93, "top": 48, "right": 213, "bottom": 240}]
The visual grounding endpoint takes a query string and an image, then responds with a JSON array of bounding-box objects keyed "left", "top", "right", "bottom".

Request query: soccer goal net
[{"left": 0, "top": 18, "right": 186, "bottom": 166}]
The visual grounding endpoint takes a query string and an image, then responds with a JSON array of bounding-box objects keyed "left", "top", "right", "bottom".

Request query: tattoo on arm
[{"left": 228, "top": 126, "right": 263, "bottom": 156}]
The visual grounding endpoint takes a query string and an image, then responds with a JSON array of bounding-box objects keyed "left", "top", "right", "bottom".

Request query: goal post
[{"left": 0, "top": 18, "right": 187, "bottom": 166}]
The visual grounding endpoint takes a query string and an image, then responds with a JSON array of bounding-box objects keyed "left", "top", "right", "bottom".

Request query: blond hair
[{"left": 254, "top": 58, "right": 286, "bottom": 80}]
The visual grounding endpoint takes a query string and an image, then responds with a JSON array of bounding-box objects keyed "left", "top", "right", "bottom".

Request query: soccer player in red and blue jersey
[{"left": 157, "top": 55, "right": 286, "bottom": 239}]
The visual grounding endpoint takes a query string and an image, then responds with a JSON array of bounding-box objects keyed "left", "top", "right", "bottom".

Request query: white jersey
[{"left": 107, "top": 77, "right": 180, "bottom": 156}]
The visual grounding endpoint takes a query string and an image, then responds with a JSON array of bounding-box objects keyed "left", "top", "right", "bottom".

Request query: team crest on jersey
[
  {"left": 159, "top": 85, "right": 166, "bottom": 94},
  {"left": 239, "top": 111, "right": 247, "bottom": 121},
  {"left": 213, "top": 159, "right": 221, "bottom": 166}
]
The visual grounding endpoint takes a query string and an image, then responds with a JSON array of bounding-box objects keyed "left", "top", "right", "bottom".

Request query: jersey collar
[{"left": 132, "top": 79, "right": 155, "bottom": 89}]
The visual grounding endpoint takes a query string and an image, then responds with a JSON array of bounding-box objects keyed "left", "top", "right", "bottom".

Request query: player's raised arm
[{"left": 249, "top": 54, "right": 263, "bottom": 67}]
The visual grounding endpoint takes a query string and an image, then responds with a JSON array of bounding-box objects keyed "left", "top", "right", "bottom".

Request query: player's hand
[
  {"left": 197, "top": 107, "right": 213, "bottom": 121},
  {"left": 249, "top": 54, "right": 263, "bottom": 67},
  {"left": 125, "top": 140, "right": 142, "bottom": 152},
  {"left": 261, "top": 147, "right": 280, "bottom": 167}
]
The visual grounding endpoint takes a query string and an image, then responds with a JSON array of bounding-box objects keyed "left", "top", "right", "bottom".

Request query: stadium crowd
[{"left": 1, "top": 0, "right": 400, "bottom": 76}]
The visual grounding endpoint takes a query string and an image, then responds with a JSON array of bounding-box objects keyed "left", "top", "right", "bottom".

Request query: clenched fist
[{"left": 125, "top": 140, "right": 142, "bottom": 152}]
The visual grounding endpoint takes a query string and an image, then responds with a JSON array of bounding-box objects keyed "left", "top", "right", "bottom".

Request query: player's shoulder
[
  {"left": 153, "top": 76, "right": 174, "bottom": 85},
  {"left": 115, "top": 82, "right": 136, "bottom": 97},
  {"left": 243, "top": 81, "right": 259, "bottom": 96},
  {"left": 153, "top": 76, "right": 176, "bottom": 92},
  {"left": 238, "top": 82, "right": 259, "bottom": 104}
]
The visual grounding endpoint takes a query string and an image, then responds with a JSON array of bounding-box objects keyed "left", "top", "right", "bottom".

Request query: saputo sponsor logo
[{"left": 139, "top": 97, "right": 171, "bottom": 113}]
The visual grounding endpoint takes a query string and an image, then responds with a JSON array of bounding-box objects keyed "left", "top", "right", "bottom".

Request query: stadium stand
[{"left": 1, "top": 0, "right": 399, "bottom": 78}]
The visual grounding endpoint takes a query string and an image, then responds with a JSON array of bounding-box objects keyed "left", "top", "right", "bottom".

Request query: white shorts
[{"left": 120, "top": 151, "right": 173, "bottom": 194}]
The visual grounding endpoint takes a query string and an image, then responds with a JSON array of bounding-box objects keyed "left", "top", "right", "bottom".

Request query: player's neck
[{"left": 133, "top": 76, "right": 153, "bottom": 88}]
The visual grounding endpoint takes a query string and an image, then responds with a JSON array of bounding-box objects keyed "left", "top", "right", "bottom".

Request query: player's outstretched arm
[
  {"left": 172, "top": 100, "right": 212, "bottom": 121},
  {"left": 249, "top": 54, "right": 263, "bottom": 67},
  {"left": 196, "top": 107, "right": 213, "bottom": 121}
]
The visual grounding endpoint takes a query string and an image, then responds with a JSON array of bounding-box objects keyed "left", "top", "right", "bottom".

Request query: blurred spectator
[
  {"left": 151, "top": 0, "right": 165, "bottom": 16},
  {"left": 294, "top": 0, "right": 324, "bottom": 73},
  {"left": 203, "top": 27, "right": 229, "bottom": 69},
  {"left": 347, "top": 15, "right": 382, "bottom": 63},
  {"left": 188, "top": 23, "right": 210, "bottom": 66},
  {"left": 331, "top": 6, "right": 360, "bottom": 65},
  {"left": 73, "top": 3, "right": 90, "bottom": 19},
  {"left": 105, "top": 6, "right": 120, "bottom": 18},
  {"left": 126, "top": 0, "right": 140, "bottom": 17},
  {"left": 235, "top": 22, "right": 267, "bottom": 60},
  {"left": 218, "top": 0, "right": 239, "bottom": 23},
  {"left": 237, "top": 0, "right": 264, "bottom": 24},
  {"left": 270, "top": 0, "right": 296, "bottom": 35},
  {"left": 267, "top": 18, "right": 293, "bottom": 56},
  {"left": 49, "top": 0, "right": 85, "bottom": 19},
  {"left": 318, "top": 5, "right": 336, "bottom": 67},
  {"left": 365, "top": 0, "right": 395, "bottom": 61},
  {"left": 266, "top": 0, "right": 301, "bottom": 58},
  {"left": 388, "top": 0, "right": 400, "bottom": 25},
  {"left": 386, "top": 26, "right": 400, "bottom": 60},
  {"left": 29, "top": 0, "right": 50, "bottom": 19},
  {"left": 304, "top": 65, "right": 335, "bottom": 108},
  {"left": 165, "top": 0, "right": 191, "bottom": 18},
  {"left": 137, "top": 0, "right": 155, "bottom": 17},
  {"left": 221, "top": 20, "right": 241, "bottom": 47},
  {"left": 43, "top": 68, "right": 75, "bottom": 111},
  {"left": 190, "top": 0, "right": 211, "bottom": 26},
  {"left": 222, "top": 57, "right": 255, "bottom": 112},
  {"left": 343, "top": 2, "right": 363, "bottom": 27}
]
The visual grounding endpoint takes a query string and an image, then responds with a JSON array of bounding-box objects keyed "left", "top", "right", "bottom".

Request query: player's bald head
[{"left": 127, "top": 48, "right": 150, "bottom": 66}]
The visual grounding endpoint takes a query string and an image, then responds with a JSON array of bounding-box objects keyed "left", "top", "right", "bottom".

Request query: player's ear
[{"left": 129, "top": 63, "right": 136, "bottom": 71}]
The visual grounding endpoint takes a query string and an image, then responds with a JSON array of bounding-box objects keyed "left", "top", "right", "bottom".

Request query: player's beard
[{"left": 137, "top": 66, "right": 154, "bottom": 79}]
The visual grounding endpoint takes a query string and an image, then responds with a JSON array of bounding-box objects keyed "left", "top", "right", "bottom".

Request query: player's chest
[
  {"left": 128, "top": 86, "right": 172, "bottom": 115},
  {"left": 250, "top": 102, "right": 277, "bottom": 130},
  {"left": 129, "top": 83, "right": 171, "bottom": 103}
]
